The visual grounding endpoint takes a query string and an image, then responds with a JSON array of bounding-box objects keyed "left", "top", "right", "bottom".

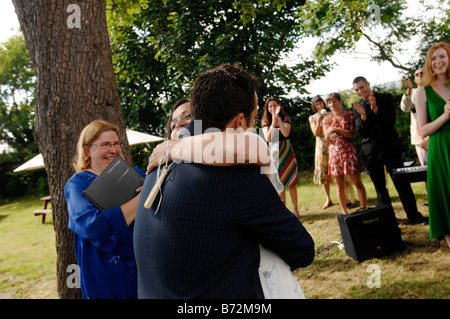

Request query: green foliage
[
  {"left": 0, "top": 34, "right": 46, "bottom": 199},
  {"left": 130, "top": 143, "right": 155, "bottom": 172},
  {"left": 110, "top": 26, "right": 168, "bottom": 137},
  {"left": 0, "top": 34, "right": 35, "bottom": 98},
  {"left": 107, "top": 0, "right": 332, "bottom": 137},
  {"left": 0, "top": 151, "right": 49, "bottom": 199},
  {"left": 297, "top": 0, "right": 449, "bottom": 74},
  {"left": 409, "top": 0, "right": 450, "bottom": 71},
  {"left": 0, "top": 34, "right": 37, "bottom": 154}
]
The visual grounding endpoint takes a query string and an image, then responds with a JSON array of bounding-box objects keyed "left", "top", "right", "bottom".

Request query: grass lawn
[
  {"left": 0, "top": 172, "right": 449, "bottom": 299},
  {"left": 290, "top": 172, "right": 449, "bottom": 299},
  {"left": 0, "top": 196, "right": 57, "bottom": 298}
]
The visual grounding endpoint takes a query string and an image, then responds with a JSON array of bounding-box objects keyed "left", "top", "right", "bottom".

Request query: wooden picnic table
[
  {"left": 33, "top": 195, "right": 52, "bottom": 224},
  {"left": 40, "top": 195, "right": 52, "bottom": 209}
]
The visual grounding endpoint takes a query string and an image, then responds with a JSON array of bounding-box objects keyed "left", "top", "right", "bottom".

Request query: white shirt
[{"left": 400, "top": 88, "right": 420, "bottom": 145}]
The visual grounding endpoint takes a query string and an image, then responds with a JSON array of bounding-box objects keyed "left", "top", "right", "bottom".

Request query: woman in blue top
[{"left": 64, "top": 120, "right": 145, "bottom": 298}]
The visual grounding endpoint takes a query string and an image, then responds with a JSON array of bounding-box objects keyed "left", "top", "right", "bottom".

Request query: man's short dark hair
[
  {"left": 190, "top": 63, "right": 259, "bottom": 131},
  {"left": 353, "top": 76, "right": 368, "bottom": 85}
]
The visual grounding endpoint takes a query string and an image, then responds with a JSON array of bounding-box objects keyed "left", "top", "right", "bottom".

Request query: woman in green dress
[{"left": 416, "top": 42, "right": 450, "bottom": 248}]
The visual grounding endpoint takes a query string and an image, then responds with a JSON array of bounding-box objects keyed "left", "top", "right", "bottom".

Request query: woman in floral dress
[
  {"left": 323, "top": 93, "right": 367, "bottom": 215},
  {"left": 308, "top": 96, "right": 332, "bottom": 209}
]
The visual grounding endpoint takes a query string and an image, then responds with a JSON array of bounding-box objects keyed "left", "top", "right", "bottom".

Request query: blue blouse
[{"left": 64, "top": 168, "right": 146, "bottom": 299}]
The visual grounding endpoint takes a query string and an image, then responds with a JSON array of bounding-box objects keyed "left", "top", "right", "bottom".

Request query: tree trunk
[{"left": 12, "top": 0, "right": 131, "bottom": 298}]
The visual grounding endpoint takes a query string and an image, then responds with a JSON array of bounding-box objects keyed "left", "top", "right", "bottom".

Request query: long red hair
[{"left": 421, "top": 42, "right": 450, "bottom": 87}]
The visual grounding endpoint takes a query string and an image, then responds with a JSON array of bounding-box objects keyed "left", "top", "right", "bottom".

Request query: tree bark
[{"left": 12, "top": 0, "right": 131, "bottom": 298}]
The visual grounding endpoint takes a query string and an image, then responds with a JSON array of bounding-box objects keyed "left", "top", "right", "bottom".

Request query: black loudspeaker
[{"left": 337, "top": 205, "right": 405, "bottom": 262}]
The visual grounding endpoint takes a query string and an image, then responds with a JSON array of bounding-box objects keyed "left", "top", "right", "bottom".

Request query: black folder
[{"left": 82, "top": 156, "right": 144, "bottom": 210}]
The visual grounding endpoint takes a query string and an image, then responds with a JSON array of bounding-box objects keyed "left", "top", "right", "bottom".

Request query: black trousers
[{"left": 363, "top": 152, "right": 424, "bottom": 222}]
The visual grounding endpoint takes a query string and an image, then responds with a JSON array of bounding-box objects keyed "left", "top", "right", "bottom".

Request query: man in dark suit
[
  {"left": 134, "top": 64, "right": 315, "bottom": 299},
  {"left": 352, "top": 76, "right": 427, "bottom": 225}
]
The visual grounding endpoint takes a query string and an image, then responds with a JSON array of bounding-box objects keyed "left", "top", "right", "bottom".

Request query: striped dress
[{"left": 263, "top": 115, "right": 299, "bottom": 187}]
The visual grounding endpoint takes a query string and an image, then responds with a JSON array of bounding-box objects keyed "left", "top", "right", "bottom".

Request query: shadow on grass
[
  {"left": 309, "top": 247, "right": 409, "bottom": 273},
  {"left": 300, "top": 211, "right": 339, "bottom": 222}
]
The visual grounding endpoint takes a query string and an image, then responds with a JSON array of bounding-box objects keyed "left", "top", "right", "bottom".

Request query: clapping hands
[
  {"left": 402, "top": 76, "right": 413, "bottom": 95},
  {"left": 272, "top": 105, "right": 282, "bottom": 126},
  {"left": 353, "top": 102, "right": 366, "bottom": 120},
  {"left": 368, "top": 95, "right": 378, "bottom": 114},
  {"left": 353, "top": 94, "right": 377, "bottom": 120}
]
